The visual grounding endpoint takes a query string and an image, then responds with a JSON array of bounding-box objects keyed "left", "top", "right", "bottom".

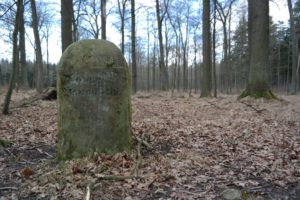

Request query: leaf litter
[{"left": 0, "top": 90, "right": 300, "bottom": 199}]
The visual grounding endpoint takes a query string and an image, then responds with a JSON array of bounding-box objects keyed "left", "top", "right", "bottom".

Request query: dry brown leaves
[{"left": 0, "top": 89, "right": 299, "bottom": 199}]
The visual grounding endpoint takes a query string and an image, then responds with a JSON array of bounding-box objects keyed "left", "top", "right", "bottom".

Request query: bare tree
[
  {"left": 2, "top": 0, "right": 21, "bottom": 114},
  {"left": 201, "top": 0, "right": 212, "bottom": 97},
  {"left": 216, "top": 0, "right": 236, "bottom": 93},
  {"left": 287, "top": 0, "right": 297, "bottom": 94},
  {"left": 155, "top": 0, "right": 169, "bottom": 90},
  {"left": 19, "top": 0, "right": 29, "bottom": 88},
  {"left": 101, "top": 0, "right": 106, "bottom": 39},
  {"left": 81, "top": 0, "right": 101, "bottom": 39},
  {"left": 131, "top": 0, "right": 137, "bottom": 93},
  {"left": 30, "top": 0, "right": 43, "bottom": 93},
  {"left": 117, "top": 0, "right": 128, "bottom": 54},
  {"left": 212, "top": 0, "right": 217, "bottom": 97},
  {"left": 61, "top": 0, "right": 73, "bottom": 52}
]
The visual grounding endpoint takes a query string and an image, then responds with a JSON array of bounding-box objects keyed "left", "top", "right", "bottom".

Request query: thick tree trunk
[
  {"left": 131, "top": 0, "right": 137, "bottom": 93},
  {"left": 3, "top": 0, "right": 22, "bottom": 114},
  {"left": 61, "top": 0, "right": 73, "bottom": 52},
  {"left": 30, "top": 0, "right": 43, "bottom": 93},
  {"left": 240, "top": 0, "right": 276, "bottom": 99},
  {"left": 101, "top": 0, "right": 107, "bottom": 40},
  {"left": 200, "top": 0, "right": 212, "bottom": 97}
]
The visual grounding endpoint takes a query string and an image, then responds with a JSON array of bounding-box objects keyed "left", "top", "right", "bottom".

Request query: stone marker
[{"left": 57, "top": 39, "right": 131, "bottom": 160}]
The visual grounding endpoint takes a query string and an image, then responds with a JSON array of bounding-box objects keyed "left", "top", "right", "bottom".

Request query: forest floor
[{"left": 0, "top": 89, "right": 300, "bottom": 200}]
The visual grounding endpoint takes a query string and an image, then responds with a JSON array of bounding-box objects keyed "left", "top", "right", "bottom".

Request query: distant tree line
[{"left": 0, "top": 0, "right": 299, "bottom": 100}]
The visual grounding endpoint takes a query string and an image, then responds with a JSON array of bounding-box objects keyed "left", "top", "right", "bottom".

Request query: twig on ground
[
  {"left": 205, "top": 100, "right": 223, "bottom": 110},
  {"left": 133, "top": 135, "right": 154, "bottom": 150},
  {"left": 0, "top": 187, "right": 18, "bottom": 191},
  {"left": 37, "top": 148, "right": 54, "bottom": 158},
  {"left": 239, "top": 101, "right": 266, "bottom": 113},
  {"left": 85, "top": 184, "right": 91, "bottom": 200},
  {"left": 95, "top": 174, "right": 136, "bottom": 181},
  {"left": 4, "top": 149, "right": 17, "bottom": 158}
]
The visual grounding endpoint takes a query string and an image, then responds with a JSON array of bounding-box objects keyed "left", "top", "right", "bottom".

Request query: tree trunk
[
  {"left": 147, "top": 11, "right": 150, "bottom": 92},
  {"left": 155, "top": 0, "right": 169, "bottom": 91},
  {"left": 30, "top": 0, "right": 43, "bottom": 93},
  {"left": 19, "top": 0, "right": 29, "bottom": 89},
  {"left": 239, "top": 0, "right": 276, "bottom": 99},
  {"left": 101, "top": 0, "right": 107, "bottom": 40},
  {"left": 152, "top": 41, "right": 156, "bottom": 90},
  {"left": 3, "top": 0, "right": 22, "bottom": 114},
  {"left": 131, "top": 0, "right": 137, "bottom": 93},
  {"left": 287, "top": 0, "right": 297, "bottom": 94},
  {"left": 213, "top": 0, "right": 217, "bottom": 97},
  {"left": 117, "top": 0, "right": 127, "bottom": 55},
  {"left": 61, "top": 0, "right": 73, "bottom": 52},
  {"left": 201, "top": 0, "right": 212, "bottom": 97}
]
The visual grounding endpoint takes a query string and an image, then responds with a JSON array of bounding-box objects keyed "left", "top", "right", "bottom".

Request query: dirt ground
[{"left": 0, "top": 89, "right": 300, "bottom": 199}]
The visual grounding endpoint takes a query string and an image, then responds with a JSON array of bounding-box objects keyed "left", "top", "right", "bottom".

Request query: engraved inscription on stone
[{"left": 62, "top": 68, "right": 124, "bottom": 97}]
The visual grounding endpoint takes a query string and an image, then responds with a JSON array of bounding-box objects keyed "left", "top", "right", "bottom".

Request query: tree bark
[
  {"left": 2, "top": 0, "right": 22, "bottom": 114},
  {"left": 147, "top": 11, "right": 150, "bottom": 92},
  {"left": 213, "top": 0, "right": 217, "bottom": 97},
  {"left": 287, "top": 0, "right": 297, "bottom": 94},
  {"left": 131, "top": 0, "right": 137, "bottom": 93},
  {"left": 239, "top": 0, "right": 276, "bottom": 99},
  {"left": 19, "top": 0, "right": 29, "bottom": 89},
  {"left": 200, "top": 0, "right": 212, "bottom": 97},
  {"left": 155, "top": 0, "right": 169, "bottom": 90},
  {"left": 61, "top": 0, "right": 73, "bottom": 52},
  {"left": 30, "top": 0, "right": 44, "bottom": 93},
  {"left": 101, "top": 0, "right": 107, "bottom": 40},
  {"left": 117, "top": 0, "right": 127, "bottom": 55}
]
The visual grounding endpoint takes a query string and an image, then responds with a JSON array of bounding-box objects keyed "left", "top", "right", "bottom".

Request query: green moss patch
[{"left": 239, "top": 81, "right": 277, "bottom": 100}]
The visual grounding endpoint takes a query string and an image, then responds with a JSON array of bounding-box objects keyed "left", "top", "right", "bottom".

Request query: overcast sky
[{"left": 0, "top": 0, "right": 290, "bottom": 64}]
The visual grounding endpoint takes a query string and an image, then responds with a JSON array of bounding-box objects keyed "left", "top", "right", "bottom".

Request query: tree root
[{"left": 239, "top": 81, "right": 278, "bottom": 100}]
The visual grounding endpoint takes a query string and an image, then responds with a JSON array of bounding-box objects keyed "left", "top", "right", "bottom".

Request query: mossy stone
[{"left": 57, "top": 39, "right": 132, "bottom": 160}]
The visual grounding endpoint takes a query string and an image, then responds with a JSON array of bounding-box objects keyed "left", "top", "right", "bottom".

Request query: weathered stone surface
[
  {"left": 222, "top": 189, "right": 242, "bottom": 200},
  {"left": 57, "top": 39, "right": 131, "bottom": 160}
]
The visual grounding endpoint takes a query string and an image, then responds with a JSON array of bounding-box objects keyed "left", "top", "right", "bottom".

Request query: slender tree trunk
[
  {"left": 101, "top": 0, "right": 107, "bottom": 40},
  {"left": 201, "top": 0, "right": 212, "bottom": 97},
  {"left": 155, "top": 0, "right": 169, "bottom": 90},
  {"left": 131, "top": 0, "right": 137, "bottom": 93},
  {"left": 3, "top": 0, "right": 22, "bottom": 114},
  {"left": 177, "top": 36, "right": 181, "bottom": 91},
  {"left": 19, "top": 0, "right": 29, "bottom": 89},
  {"left": 147, "top": 11, "right": 150, "bottom": 92},
  {"left": 117, "top": 0, "right": 127, "bottom": 55},
  {"left": 61, "top": 0, "right": 73, "bottom": 52},
  {"left": 213, "top": 0, "right": 217, "bottom": 97},
  {"left": 277, "top": 42, "right": 281, "bottom": 90},
  {"left": 152, "top": 41, "right": 156, "bottom": 90},
  {"left": 287, "top": 0, "right": 297, "bottom": 94},
  {"left": 30, "top": 0, "right": 43, "bottom": 93},
  {"left": 228, "top": 8, "right": 232, "bottom": 93},
  {"left": 46, "top": 28, "right": 50, "bottom": 87}
]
